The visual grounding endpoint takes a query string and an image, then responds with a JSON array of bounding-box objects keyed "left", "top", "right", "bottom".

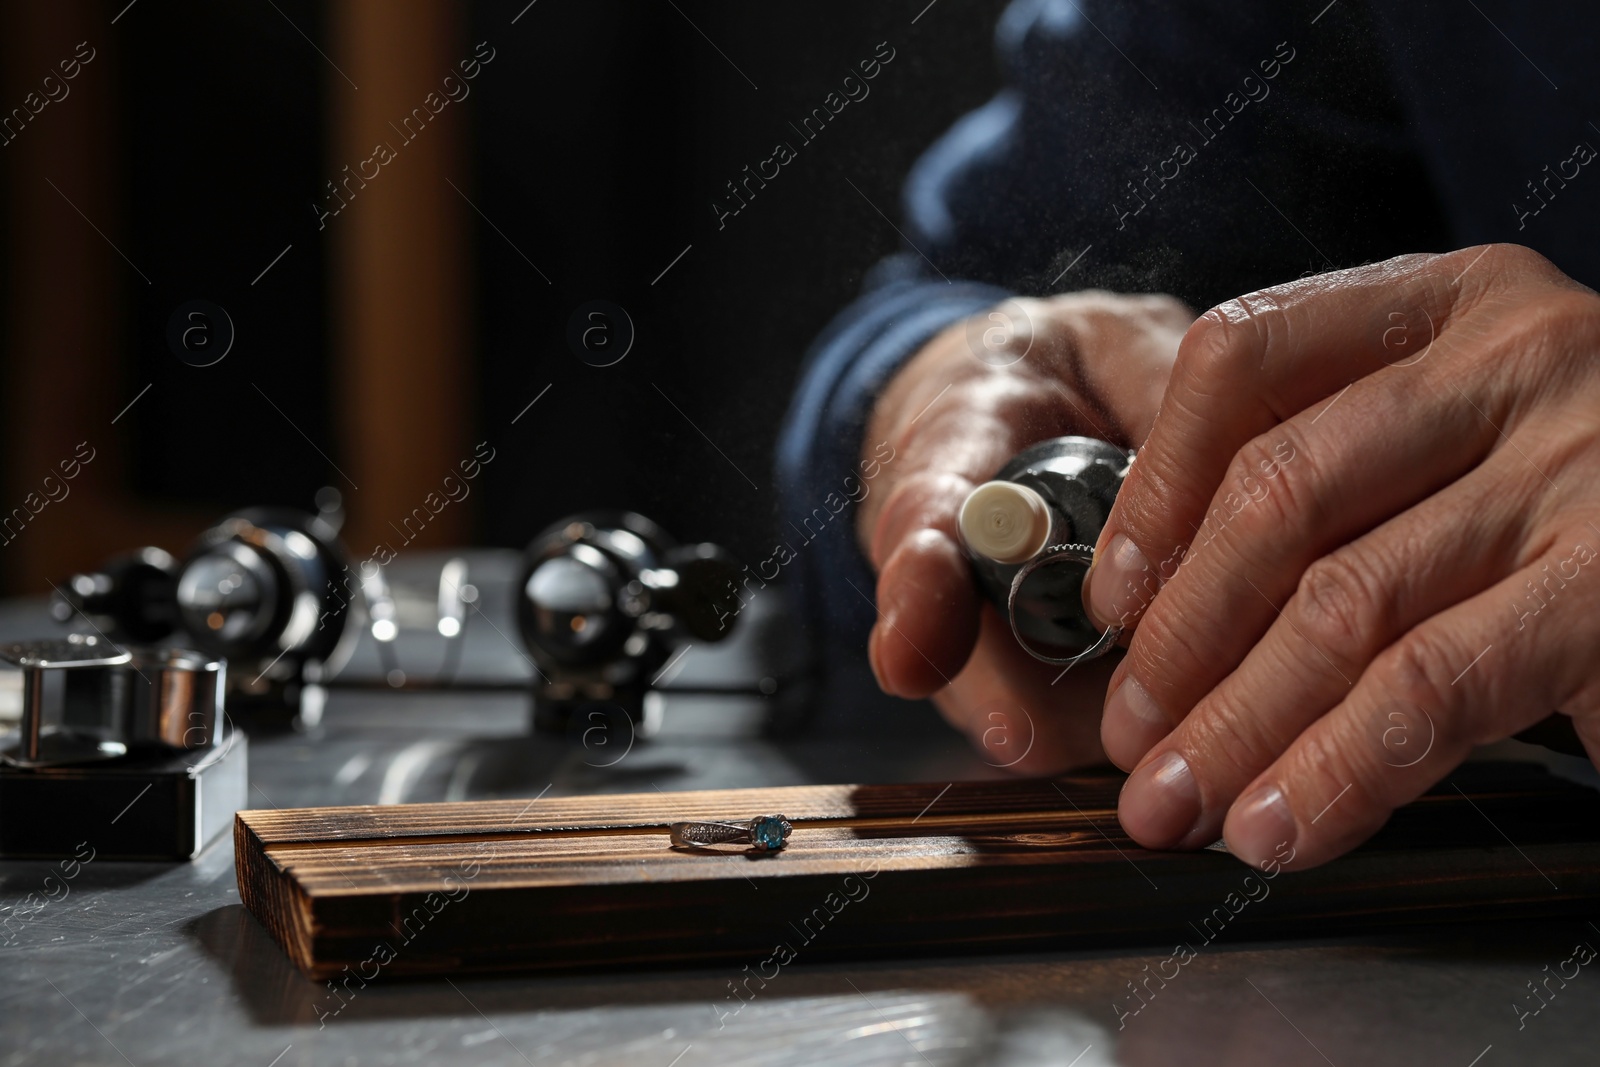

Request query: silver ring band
[
  {"left": 669, "top": 814, "right": 792, "bottom": 851},
  {"left": 1006, "top": 543, "right": 1123, "bottom": 669}
]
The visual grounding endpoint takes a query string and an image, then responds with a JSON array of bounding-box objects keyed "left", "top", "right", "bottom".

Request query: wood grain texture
[{"left": 236, "top": 766, "right": 1600, "bottom": 979}]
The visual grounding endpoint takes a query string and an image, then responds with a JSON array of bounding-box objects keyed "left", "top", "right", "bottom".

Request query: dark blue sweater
[{"left": 776, "top": 0, "right": 1600, "bottom": 709}]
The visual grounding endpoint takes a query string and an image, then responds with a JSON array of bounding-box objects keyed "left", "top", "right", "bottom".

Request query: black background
[{"left": 114, "top": 0, "right": 1013, "bottom": 566}]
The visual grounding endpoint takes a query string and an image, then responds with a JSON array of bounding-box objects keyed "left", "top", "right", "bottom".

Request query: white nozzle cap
[{"left": 959, "top": 481, "right": 1052, "bottom": 564}]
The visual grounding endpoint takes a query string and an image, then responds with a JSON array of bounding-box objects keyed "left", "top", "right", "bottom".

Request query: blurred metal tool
[
  {"left": 54, "top": 497, "right": 363, "bottom": 727},
  {"left": 435, "top": 556, "right": 472, "bottom": 683},
  {"left": 516, "top": 511, "right": 744, "bottom": 735},
  {"left": 0, "top": 636, "right": 224, "bottom": 768}
]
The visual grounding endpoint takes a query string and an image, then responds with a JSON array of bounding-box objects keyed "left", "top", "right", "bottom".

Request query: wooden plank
[{"left": 236, "top": 766, "right": 1600, "bottom": 979}]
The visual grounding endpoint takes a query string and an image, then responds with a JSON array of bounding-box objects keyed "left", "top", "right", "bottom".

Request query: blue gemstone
[{"left": 751, "top": 816, "right": 789, "bottom": 851}]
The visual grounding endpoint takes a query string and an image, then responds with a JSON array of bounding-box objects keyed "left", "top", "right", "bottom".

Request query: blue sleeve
[{"left": 776, "top": 0, "right": 1443, "bottom": 668}]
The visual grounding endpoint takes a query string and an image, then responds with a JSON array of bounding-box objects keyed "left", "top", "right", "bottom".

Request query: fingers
[
  {"left": 860, "top": 292, "right": 1189, "bottom": 697},
  {"left": 1074, "top": 244, "right": 1600, "bottom": 869},
  {"left": 863, "top": 379, "right": 1049, "bottom": 693},
  {"left": 862, "top": 293, "right": 1188, "bottom": 572},
  {"left": 1222, "top": 536, "right": 1600, "bottom": 869},
  {"left": 1114, "top": 450, "right": 1538, "bottom": 847},
  {"left": 870, "top": 528, "right": 981, "bottom": 697},
  {"left": 1098, "top": 341, "right": 1503, "bottom": 769},
  {"left": 1083, "top": 252, "right": 1475, "bottom": 633},
  {"left": 867, "top": 468, "right": 976, "bottom": 571},
  {"left": 865, "top": 371, "right": 1076, "bottom": 574}
]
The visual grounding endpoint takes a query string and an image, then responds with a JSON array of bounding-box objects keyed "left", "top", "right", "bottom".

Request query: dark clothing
[{"left": 775, "top": 0, "right": 1600, "bottom": 704}]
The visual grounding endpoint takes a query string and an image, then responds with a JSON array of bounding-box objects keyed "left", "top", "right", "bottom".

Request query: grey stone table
[{"left": 2, "top": 551, "right": 1597, "bottom": 1066}]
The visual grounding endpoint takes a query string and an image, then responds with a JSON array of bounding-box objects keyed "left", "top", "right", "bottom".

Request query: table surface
[{"left": 3, "top": 551, "right": 1598, "bottom": 1067}]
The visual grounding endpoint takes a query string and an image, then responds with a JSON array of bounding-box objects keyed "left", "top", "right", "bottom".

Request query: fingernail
[
  {"left": 1119, "top": 750, "right": 1201, "bottom": 848},
  {"left": 871, "top": 610, "right": 916, "bottom": 697},
  {"left": 1226, "top": 785, "right": 1297, "bottom": 869},
  {"left": 867, "top": 623, "right": 890, "bottom": 693},
  {"left": 1101, "top": 675, "right": 1173, "bottom": 771},
  {"left": 1085, "top": 533, "right": 1154, "bottom": 630}
]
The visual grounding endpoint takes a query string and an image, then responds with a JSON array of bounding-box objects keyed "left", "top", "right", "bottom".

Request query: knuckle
[
  {"left": 1370, "top": 629, "right": 1461, "bottom": 727},
  {"left": 1178, "top": 300, "right": 1260, "bottom": 386},
  {"left": 1483, "top": 242, "right": 1559, "bottom": 280},
  {"left": 1501, "top": 289, "right": 1597, "bottom": 351},
  {"left": 1216, "top": 429, "right": 1312, "bottom": 537},
  {"left": 1463, "top": 288, "right": 1600, "bottom": 405},
  {"left": 1290, "top": 553, "right": 1384, "bottom": 663},
  {"left": 1460, "top": 244, "right": 1597, "bottom": 307},
  {"left": 1113, "top": 446, "right": 1204, "bottom": 558},
  {"left": 1025, "top": 320, "right": 1088, "bottom": 380},
  {"left": 1542, "top": 289, "right": 1600, "bottom": 344}
]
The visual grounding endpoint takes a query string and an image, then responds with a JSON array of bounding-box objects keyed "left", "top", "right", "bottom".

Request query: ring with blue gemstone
[{"left": 669, "top": 814, "right": 792, "bottom": 852}]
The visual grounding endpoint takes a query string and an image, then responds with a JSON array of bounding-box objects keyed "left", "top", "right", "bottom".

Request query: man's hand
[
  {"left": 860, "top": 291, "right": 1189, "bottom": 772},
  {"left": 1083, "top": 245, "right": 1600, "bottom": 869}
]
